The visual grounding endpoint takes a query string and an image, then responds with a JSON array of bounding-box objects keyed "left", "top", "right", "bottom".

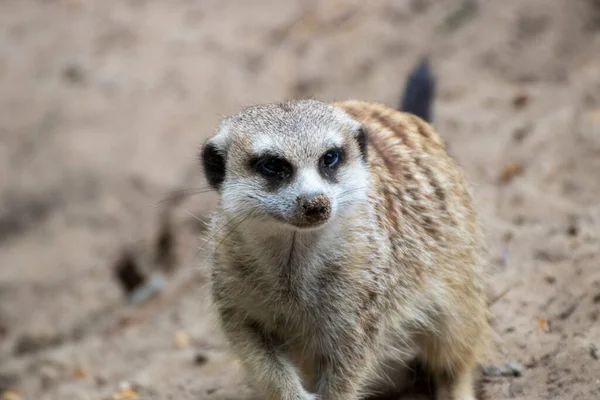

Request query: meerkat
[{"left": 200, "top": 60, "right": 490, "bottom": 400}]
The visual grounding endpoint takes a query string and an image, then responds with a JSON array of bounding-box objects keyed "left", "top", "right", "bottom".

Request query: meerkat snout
[{"left": 295, "top": 193, "right": 332, "bottom": 225}]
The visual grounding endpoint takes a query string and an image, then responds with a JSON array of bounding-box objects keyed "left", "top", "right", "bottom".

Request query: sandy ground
[{"left": 1, "top": 0, "right": 600, "bottom": 399}]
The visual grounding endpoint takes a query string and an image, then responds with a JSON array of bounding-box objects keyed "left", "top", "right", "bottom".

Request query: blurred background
[{"left": 1, "top": 0, "right": 600, "bottom": 399}]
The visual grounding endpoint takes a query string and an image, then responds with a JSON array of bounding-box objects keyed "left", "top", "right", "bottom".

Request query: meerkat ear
[
  {"left": 200, "top": 139, "right": 227, "bottom": 191},
  {"left": 355, "top": 125, "right": 368, "bottom": 162}
]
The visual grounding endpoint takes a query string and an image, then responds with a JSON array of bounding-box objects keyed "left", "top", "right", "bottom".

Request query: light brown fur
[{"left": 203, "top": 100, "right": 490, "bottom": 400}]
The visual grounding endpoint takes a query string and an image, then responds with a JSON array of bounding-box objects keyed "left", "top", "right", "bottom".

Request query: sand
[{"left": 1, "top": 0, "right": 599, "bottom": 399}]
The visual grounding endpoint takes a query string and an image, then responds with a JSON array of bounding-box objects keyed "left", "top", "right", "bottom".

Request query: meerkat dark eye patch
[
  {"left": 319, "top": 147, "right": 345, "bottom": 181},
  {"left": 200, "top": 142, "right": 226, "bottom": 191},
  {"left": 250, "top": 154, "right": 294, "bottom": 189}
]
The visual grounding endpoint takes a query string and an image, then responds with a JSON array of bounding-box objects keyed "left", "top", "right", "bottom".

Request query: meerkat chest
[
  {"left": 242, "top": 258, "right": 341, "bottom": 310},
  {"left": 226, "top": 252, "right": 360, "bottom": 323}
]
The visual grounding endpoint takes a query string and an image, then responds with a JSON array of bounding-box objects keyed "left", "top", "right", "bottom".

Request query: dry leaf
[
  {"left": 74, "top": 367, "right": 88, "bottom": 379},
  {"left": 112, "top": 388, "right": 139, "bottom": 400},
  {"left": 499, "top": 161, "right": 524, "bottom": 184},
  {"left": 538, "top": 318, "right": 551, "bottom": 333}
]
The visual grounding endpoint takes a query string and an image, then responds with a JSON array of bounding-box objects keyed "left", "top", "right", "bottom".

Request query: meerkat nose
[{"left": 296, "top": 194, "right": 332, "bottom": 223}]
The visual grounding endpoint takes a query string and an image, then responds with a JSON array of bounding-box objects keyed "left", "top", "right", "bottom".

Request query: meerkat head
[{"left": 200, "top": 100, "right": 369, "bottom": 231}]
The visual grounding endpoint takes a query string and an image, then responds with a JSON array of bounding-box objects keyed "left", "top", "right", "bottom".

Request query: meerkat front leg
[
  {"left": 315, "top": 334, "right": 377, "bottom": 400},
  {"left": 419, "top": 336, "right": 480, "bottom": 400},
  {"left": 217, "top": 308, "right": 316, "bottom": 400},
  {"left": 419, "top": 318, "right": 484, "bottom": 400}
]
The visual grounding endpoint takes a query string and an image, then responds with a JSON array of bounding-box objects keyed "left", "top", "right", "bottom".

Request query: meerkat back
[{"left": 335, "top": 62, "right": 489, "bottom": 400}]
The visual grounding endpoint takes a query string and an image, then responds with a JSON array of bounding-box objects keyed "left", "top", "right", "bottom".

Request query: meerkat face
[{"left": 201, "top": 100, "right": 369, "bottom": 231}]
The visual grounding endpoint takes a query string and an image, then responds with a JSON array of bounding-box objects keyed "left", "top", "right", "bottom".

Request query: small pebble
[
  {"left": 128, "top": 273, "right": 167, "bottom": 305},
  {"left": 174, "top": 330, "right": 190, "bottom": 349},
  {"left": 506, "top": 362, "right": 524, "bottom": 377},
  {"left": 481, "top": 365, "right": 503, "bottom": 377},
  {"left": 95, "top": 375, "right": 108, "bottom": 387},
  {"left": 524, "top": 356, "right": 538, "bottom": 369},
  {"left": 194, "top": 352, "right": 208, "bottom": 366},
  {"left": 513, "top": 124, "right": 532, "bottom": 142},
  {"left": 62, "top": 63, "right": 85, "bottom": 84},
  {"left": 513, "top": 93, "right": 530, "bottom": 109},
  {"left": 566, "top": 224, "right": 579, "bottom": 237},
  {"left": 481, "top": 362, "right": 524, "bottom": 377}
]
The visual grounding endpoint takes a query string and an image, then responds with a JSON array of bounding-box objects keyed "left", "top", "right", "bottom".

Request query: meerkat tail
[{"left": 399, "top": 56, "right": 436, "bottom": 123}]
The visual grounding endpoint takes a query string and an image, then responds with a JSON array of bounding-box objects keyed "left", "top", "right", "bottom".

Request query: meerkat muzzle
[{"left": 296, "top": 194, "right": 332, "bottom": 224}]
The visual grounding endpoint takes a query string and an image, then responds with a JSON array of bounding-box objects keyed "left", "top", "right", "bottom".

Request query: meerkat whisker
[
  {"left": 181, "top": 209, "right": 209, "bottom": 226},
  {"left": 200, "top": 213, "right": 247, "bottom": 250},
  {"left": 152, "top": 187, "right": 216, "bottom": 208},
  {"left": 212, "top": 214, "right": 254, "bottom": 255},
  {"left": 181, "top": 213, "right": 250, "bottom": 272}
]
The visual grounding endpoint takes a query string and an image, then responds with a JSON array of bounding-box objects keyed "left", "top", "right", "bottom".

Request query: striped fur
[{"left": 203, "top": 100, "right": 490, "bottom": 400}]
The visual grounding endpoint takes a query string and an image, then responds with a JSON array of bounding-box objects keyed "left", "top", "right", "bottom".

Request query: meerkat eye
[
  {"left": 320, "top": 148, "right": 343, "bottom": 169},
  {"left": 255, "top": 156, "right": 293, "bottom": 179}
]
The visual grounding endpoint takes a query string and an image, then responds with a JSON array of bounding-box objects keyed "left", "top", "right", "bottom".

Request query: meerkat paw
[
  {"left": 434, "top": 368, "right": 477, "bottom": 400},
  {"left": 299, "top": 390, "right": 319, "bottom": 400},
  {"left": 262, "top": 388, "right": 317, "bottom": 400}
]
